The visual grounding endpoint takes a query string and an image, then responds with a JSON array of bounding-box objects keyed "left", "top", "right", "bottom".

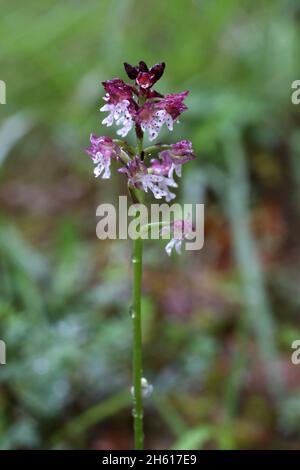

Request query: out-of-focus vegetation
[{"left": 1, "top": 0, "right": 300, "bottom": 450}]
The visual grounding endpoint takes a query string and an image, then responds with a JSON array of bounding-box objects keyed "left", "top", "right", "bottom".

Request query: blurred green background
[{"left": 1, "top": 0, "right": 300, "bottom": 450}]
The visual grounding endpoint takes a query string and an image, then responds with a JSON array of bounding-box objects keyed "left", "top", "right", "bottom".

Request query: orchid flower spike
[{"left": 86, "top": 60, "right": 196, "bottom": 227}]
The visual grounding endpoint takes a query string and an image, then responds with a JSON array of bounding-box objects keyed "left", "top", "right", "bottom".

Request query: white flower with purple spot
[
  {"left": 137, "top": 92, "right": 189, "bottom": 141},
  {"left": 86, "top": 134, "right": 120, "bottom": 179},
  {"left": 100, "top": 79, "right": 136, "bottom": 137},
  {"left": 149, "top": 158, "right": 178, "bottom": 201},
  {"left": 162, "top": 219, "right": 194, "bottom": 256},
  {"left": 119, "top": 157, "right": 177, "bottom": 202},
  {"left": 101, "top": 99, "right": 134, "bottom": 137},
  {"left": 158, "top": 140, "right": 196, "bottom": 177}
]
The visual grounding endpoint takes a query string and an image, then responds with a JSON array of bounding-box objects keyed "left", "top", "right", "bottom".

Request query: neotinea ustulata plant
[{"left": 86, "top": 61, "right": 196, "bottom": 449}]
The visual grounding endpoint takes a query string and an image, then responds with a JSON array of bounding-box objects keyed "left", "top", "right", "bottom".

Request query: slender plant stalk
[
  {"left": 131, "top": 117, "right": 145, "bottom": 450},
  {"left": 132, "top": 235, "right": 144, "bottom": 449}
]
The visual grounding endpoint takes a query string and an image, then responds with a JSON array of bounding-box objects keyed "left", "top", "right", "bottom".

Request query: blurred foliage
[{"left": 1, "top": 0, "right": 300, "bottom": 450}]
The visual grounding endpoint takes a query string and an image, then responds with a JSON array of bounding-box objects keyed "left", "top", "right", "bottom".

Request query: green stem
[
  {"left": 136, "top": 135, "right": 143, "bottom": 156},
  {"left": 143, "top": 144, "right": 171, "bottom": 155},
  {"left": 132, "top": 235, "right": 144, "bottom": 450},
  {"left": 132, "top": 103, "right": 144, "bottom": 450},
  {"left": 131, "top": 92, "right": 146, "bottom": 450},
  {"left": 113, "top": 139, "right": 135, "bottom": 156}
]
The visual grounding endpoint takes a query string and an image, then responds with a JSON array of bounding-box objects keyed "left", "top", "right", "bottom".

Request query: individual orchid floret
[
  {"left": 137, "top": 91, "right": 189, "bottom": 141},
  {"left": 158, "top": 140, "right": 196, "bottom": 177},
  {"left": 100, "top": 79, "right": 136, "bottom": 137},
  {"left": 150, "top": 158, "right": 173, "bottom": 177},
  {"left": 102, "top": 78, "right": 134, "bottom": 101},
  {"left": 157, "top": 91, "right": 189, "bottom": 124},
  {"left": 160, "top": 140, "right": 196, "bottom": 164},
  {"left": 162, "top": 219, "right": 194, "bottom": 256},
  {"left": 150, "top": 157, "right": 179, "bottom": 186},
  {"left": 119, "top": 157, "right": 177, "bottom": 202},
  {"left": 86, "top": 134, "right": 121, "bottom": 179},
  {"left": 148, "top": 158, "right": 178, "bottom": 201},
  {"left": 124, "top": 61, "right": 165, "bottom": 90},
  {"left": 136, "top": 102, "right": 164, "bottom": 141}
]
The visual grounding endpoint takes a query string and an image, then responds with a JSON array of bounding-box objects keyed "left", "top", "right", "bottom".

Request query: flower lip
[{"left": 136, "top": 72, "right": 156, "bottom": 89}]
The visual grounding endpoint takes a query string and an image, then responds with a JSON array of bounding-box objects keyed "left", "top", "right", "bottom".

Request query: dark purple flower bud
[
  {"left": 138, "top": 61, "right": 149, "bottom": 72},
  {"left": 124, "top": 61, "right": 165, "bottom": 89},
  {"left": 86, "top": 134, "right": 120, "bottom": 179},
  {"left": 136, "top": 62, "right": 165, "bottom": 89},
  {"left": 149, "top": 62, "right": 165, "bottom": 81},
  {"left": 124, "top": 62, "right": 139, "bottom": 79}
]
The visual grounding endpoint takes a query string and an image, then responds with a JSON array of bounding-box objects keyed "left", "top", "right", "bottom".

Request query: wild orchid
[{"left": 86, "top": 61, "right": 196, "bottom": 449}]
